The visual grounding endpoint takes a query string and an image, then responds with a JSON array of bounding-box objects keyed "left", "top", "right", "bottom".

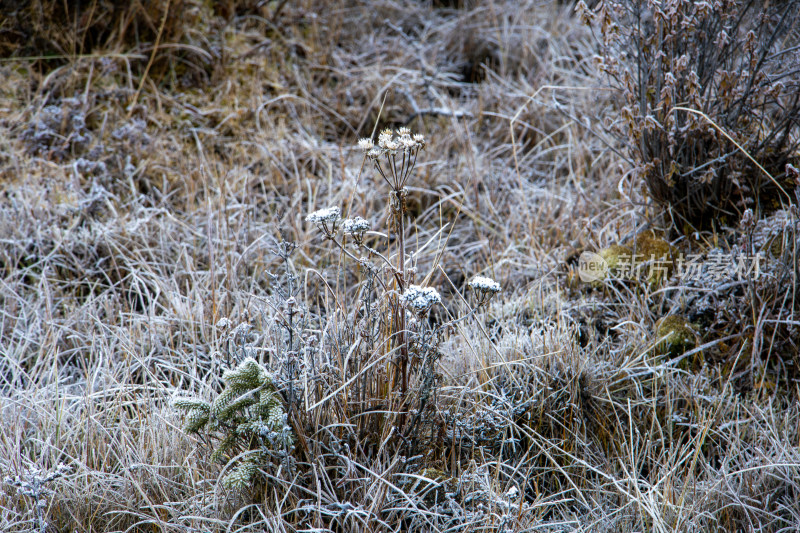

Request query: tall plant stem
[{"left": 395, "top": 188, "right": 409, "bottom": 429}]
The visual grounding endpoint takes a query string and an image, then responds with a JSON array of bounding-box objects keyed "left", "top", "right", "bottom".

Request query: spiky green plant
[{"left": 174, "top": 357, "right": 292, "bottom": 490}]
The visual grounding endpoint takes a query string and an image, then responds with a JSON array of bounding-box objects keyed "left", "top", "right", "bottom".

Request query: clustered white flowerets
[
  {"left": 401, "top": 285, "right": 442, "bottom": 313},
  {"left": 306, "top": 206, "right": 341, "bottom": 236},
  {"left": 306, "top": 206, "right": 341, "bottom": 225},
  {"left": 468, "top": 275, "right": 501, "bottom": 294},
  {"left": 343, "top": 216, "right": 370, "bottom": 236},
  {"left": 468, "top": 275, "right": 501, "bottom": 306},
  {"left": 359, "top": 127, "right": 425, "bottom": 160},
  {"left": 357, "top": 138, "right": 374, "bottom": 152}
]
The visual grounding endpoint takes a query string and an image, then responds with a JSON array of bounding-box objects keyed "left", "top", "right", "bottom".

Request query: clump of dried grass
[{"left": 582, "top": 0, "right": 800, "bottom": 232}]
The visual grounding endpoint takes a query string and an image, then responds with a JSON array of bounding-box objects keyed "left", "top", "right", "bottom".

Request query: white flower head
[
  {"left": 357, "top": 138, "right": 374, "bottom": 152},
  {"left": 400, "top": 136, "right": 416, "bottom": 151},
  {"left": 306, "top": 206, "right": 341, "bottom": 224},
  {"left": 469, "top": 275, "right": 501, "bottom": 306},
  {"left": 306, "top": 206, "right": 341, "bottom": 235},
  {"left": 413, "top": 133, "right": 425, "bottom": 148},
  {"left": 469, "top": 275, "right": 501, "bottom": 294},
  {"left": 343, "top": 216, "right": 370, "bottom": 236},
  {"left": 401, "top": 285, "right": 442, "bottom": 313},
  {"left": 367, "top": 147, "right": 383, "bottom": 160},
  {"left": 378, "top": 128, "right": 393, "bottom": 147},
  {"left": 383, "top": 139, "right": 399, "bottom": 152},
  {"left": 397, "top": 127, "right": 411, "bottom": 137}
]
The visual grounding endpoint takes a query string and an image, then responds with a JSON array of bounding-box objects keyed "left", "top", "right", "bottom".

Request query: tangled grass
[{"left": 1, "top": 1, "right": 798, "bottom": 532}]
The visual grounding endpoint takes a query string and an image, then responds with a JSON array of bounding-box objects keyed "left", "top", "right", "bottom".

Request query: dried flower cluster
[
  {"left": 342, "top": 215, "right": 371, "bottom": 243},
  {"left": 359, "top": 127, "right": 425, "bottom": 160},
  {"left": 400, "top": 285, "right": 442, "bottom": 313},
  {"left": 306, "top": 206, "right": 342, "bottom": 236},
  {"left": 468, "top": 275, "right": 502, "bottom": 306},
  {"left": 359, "top": 128, "right": 425, "bottom": 191}
]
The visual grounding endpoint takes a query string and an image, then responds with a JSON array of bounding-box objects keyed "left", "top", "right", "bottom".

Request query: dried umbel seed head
[
  {"left": 363, "top": 128, "right": 426, "bottom": 158},
  {"left": 400, "top": 285, "right": 442, "bottom": 314},
  {"left": 358, "top": 138, "right": 374, "bottom": 152},
  {"left": 468, "top": 275, "right": 501, "bottom": 306},
  {"left": 343, "top": 216, "right": 371, "bottom": 243},
  {"left": 378, "top": 128, "right": 393, "bottom": 146},
  {"left": 306, "top": 206, "right": 341, "bottom": 236},
  {"left": 469, "top": 275, "right": 501, "bottom": 293},
  {"left": 361, "top": 128, "right": 426, "bottom": 191}
]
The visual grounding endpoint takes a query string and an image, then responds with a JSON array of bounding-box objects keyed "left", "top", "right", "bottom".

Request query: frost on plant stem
[
  {"left": 740, "top": 208, "right": 755, "bottom": 231},
  {"left": 401, "top": 285, "right": 442, "bottom": 313},
  {"left": 4, "top": 462, "right": 71, "bottom": 533}
]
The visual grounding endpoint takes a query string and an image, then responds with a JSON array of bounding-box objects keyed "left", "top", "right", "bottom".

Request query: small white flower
[
  {"left": 469, "top": 275, "right": 501, "bottom": 294},
  {"left": 357, "top": 138, "right": 374, "bottom": 152},
  {"left": 306, "top": 206, "right": 341, "bottom": 224},
  {"left": 397, "top": 127, "right": 411, "bottom": 137},
  {"left": 378, "top": 128, "right": 393, "bottom": 147},
  {"left": 343, "top": 216, "right": 371, "bottom": 235},
  {"left": 413, "top": 133, "right": 425, "bottom": 147},
  {"left": 400, "top": 136, "right": 416, "bottom": 151},
  {"left": 367, "top": 147, "right": 383, "bottom": 160},
  {"left": 401, "top": 285, "right": 442, "bottom": 313},
  {"left": 383, "top": 139, "right": 399, "bottom": 152}
]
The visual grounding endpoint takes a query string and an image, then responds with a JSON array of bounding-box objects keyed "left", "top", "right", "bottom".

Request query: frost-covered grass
[{"left": 1, "top": 1, "right": 799, "bottom": 532}]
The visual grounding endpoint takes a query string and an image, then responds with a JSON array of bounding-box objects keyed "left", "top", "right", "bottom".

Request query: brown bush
[{"left": 583, "top": 0, "right": 800, "bottom": 232}]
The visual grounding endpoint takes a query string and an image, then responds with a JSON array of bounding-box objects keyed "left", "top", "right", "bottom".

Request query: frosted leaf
[{"left": 173, "top": 397, "right": 211, "bottom": 412}]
